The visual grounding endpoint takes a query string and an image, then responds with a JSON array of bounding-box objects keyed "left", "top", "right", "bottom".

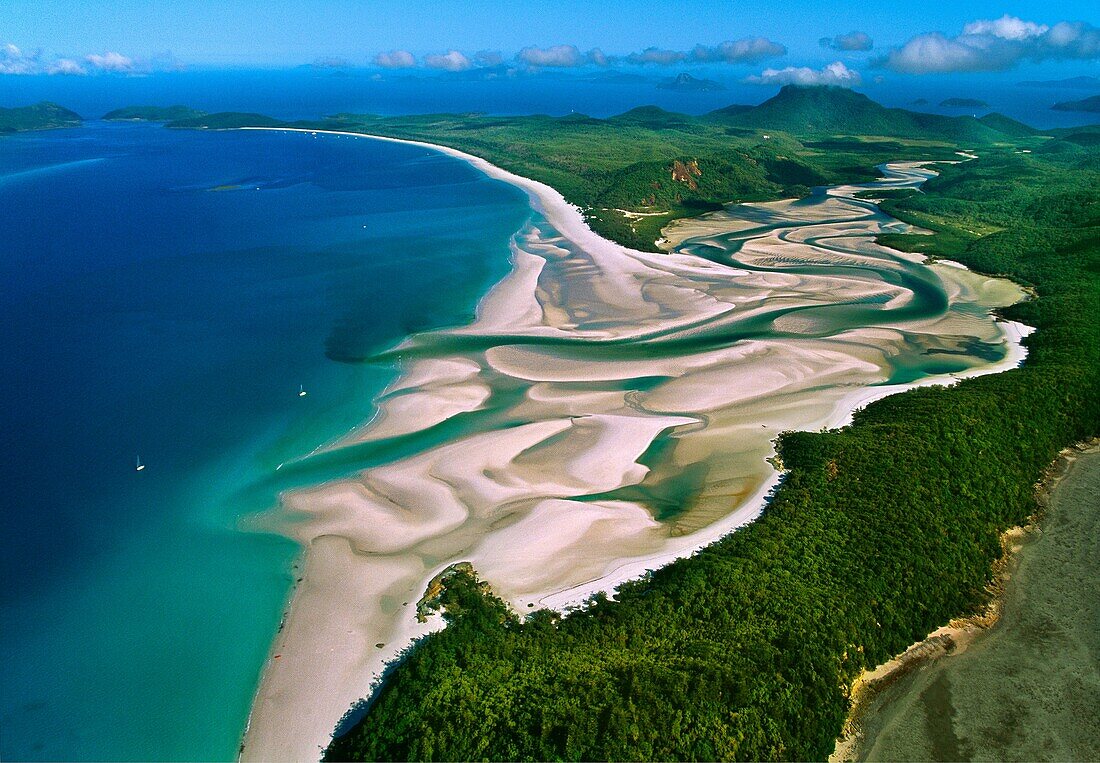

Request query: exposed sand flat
[
  {"left": 357, "top": 373, "right": 491, "bottom": 441},
  {"left": 236, "top": 130, "right": 1032, "bottom": 762},
  {"left": 243, "top": 536, "right": 442, "bottom": 763}
]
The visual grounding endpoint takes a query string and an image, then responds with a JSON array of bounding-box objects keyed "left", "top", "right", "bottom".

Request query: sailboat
[
  {"left": 298, "top": 384, "right": 307, "bottom": 397},
  {"left": 135, "top": 455, "right": 145, "bottom": 472}
]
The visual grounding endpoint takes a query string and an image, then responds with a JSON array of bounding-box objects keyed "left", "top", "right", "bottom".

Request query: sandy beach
[{"left": 236, "top": 128, "right": 1033, "bottom": 762}]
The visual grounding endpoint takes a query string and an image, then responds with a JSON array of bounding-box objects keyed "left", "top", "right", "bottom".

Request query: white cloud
[
  {"left": 373, "top": 49, "right": 416, "bottom": 68},
  {"left": 689, "top": 37, "right": 787, "bottom": 63},
  {"left": 625, "top": 38, "right": 784, "bottom": 65},
  {"left": 1, "top": 43, "right": 148, "bottom": 75},
  {"left": 85, "top": 51, "right": 134, "bottom": 72},
  {"left": 819, "top": 31, "right": 873, "bottom": 51},
  {"left": 1042, "top": 21, "right": 1100, "bottom": 58},
  {"left": 882, "top": 32, "right": 997, "bottom": 73},
  {"left": 47, "top": 58, "right": 86, "bottom": 75},
  {"left": 880, "top": 16, "right": 1100, "bottom": 74},
  {"left": 962, "top": 16, "right": 1047, "bottom": 40},
  {"left": 516, "top": 44, "right": 609, "bottom": 68},
  {"left": 745, "top": 60, "right": 862, "bottom": 87},
  {"left": 423, "top": 50, "right": 472, "bottom": 71},
  {"left": 0, "top": 43, "right": 41, "bottom": 74},
  {"left": 517, "top": 44, "right": 583, "bottom": 67}
]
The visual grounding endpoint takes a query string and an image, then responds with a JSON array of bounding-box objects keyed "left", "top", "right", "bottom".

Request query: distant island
[
  {"left": 103, "top": 105, "right": 208, "bottom": 122},
  {"left": 1052, "top": 94, "right": 1100, "bottom": 113},
  {"left": 167, "top": 111, "right": 285, "bottom": 129},
  {"left": 584, "top": 71, "right": 649, "bottom": 85},
  {"left": 0, "top": 102, "right": 82, "bottom": 133},
  {"left": 1019, "top": 75, "right": 1100, "bottom": 90},
  {"left": 940, "top": 97, "right": 990, "bottom": 109},
  {"left": 657, "top": 72, "right": 726, "bottom": 92}
]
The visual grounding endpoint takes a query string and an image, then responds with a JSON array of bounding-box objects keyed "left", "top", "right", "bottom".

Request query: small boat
[
  {"left": 135, "top": 455, "right": 145, "bottom": 472},
  {"left": 298, "top": 384, "right": 307, "bottom": 397}
]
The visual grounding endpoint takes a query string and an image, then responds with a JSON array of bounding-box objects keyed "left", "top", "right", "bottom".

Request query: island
[
  {"left": 939, "top": 97, "right": 990, "bottom": 108},
  {"left": 657, "top": 72, "right": 726, "bottom": 92},
  {"left": 1052, "top": 94, "right": 1100, "bottom": 113},
  {"left": 102, "top": 105, "right": 208, "bottom": 122},
  {"left": 0, "top": 102, "right": 82, "bottom": 133},
  {"left": 1019, "top": 75, "right": 1100, "bottom": 89}
]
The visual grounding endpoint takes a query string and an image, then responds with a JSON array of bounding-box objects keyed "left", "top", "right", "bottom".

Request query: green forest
[{"left": 318, "top": 99, "right": 1100, "bottom": 761}]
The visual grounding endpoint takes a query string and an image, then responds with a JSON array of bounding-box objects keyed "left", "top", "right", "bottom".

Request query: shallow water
[{"left": 855, "top": 448, "right": 1100, "bottom": 762}]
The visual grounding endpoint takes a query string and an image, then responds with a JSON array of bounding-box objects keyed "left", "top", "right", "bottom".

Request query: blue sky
[{"left": 3, "top": 0, "right": 1099, "bottom": 82}]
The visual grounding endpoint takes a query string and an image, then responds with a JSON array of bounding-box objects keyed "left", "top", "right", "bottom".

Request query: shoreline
[
  {"left": 234, "top": 127, "right": 1035, "bottom": 762},
  {"left": 829, "top": 437, "right": 1100, "bottom": 763}
]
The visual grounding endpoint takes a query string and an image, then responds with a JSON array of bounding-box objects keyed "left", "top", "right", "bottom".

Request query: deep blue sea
[
  {"left": 0, "top": 121, "right": 528, "bottom": 760},
  {"left": 0, "top": 66, "right": 1096, "bottom": 761}
]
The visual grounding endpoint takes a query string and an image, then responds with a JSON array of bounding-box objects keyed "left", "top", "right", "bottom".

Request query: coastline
[
  {"left": 829, "top": 437, "right": 1100, "bottom": 763},
  {"left": 234, "top": 127, "right": 1035, "bottom": 762}
]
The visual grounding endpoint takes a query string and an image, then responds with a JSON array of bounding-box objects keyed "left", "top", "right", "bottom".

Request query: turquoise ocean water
[{"left": 0, "top": 122, "right": 528, "bottom": 760}]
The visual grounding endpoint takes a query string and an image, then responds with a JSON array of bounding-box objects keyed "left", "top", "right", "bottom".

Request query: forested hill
[
  {"left": 708, "top": 84, "right": 1022, "bottom": 143},
  {"left": 0, "top": 102, "right": 82, "bottom": 133},
  {"left": 323, "top": 130, "right": 1099, "bottom": 760},
  {"left": 1052, "top": 94, "right": 1100, "bottom": 114},
  {"left": 102, "top": 104, "right": 207, "bottom": 122}
]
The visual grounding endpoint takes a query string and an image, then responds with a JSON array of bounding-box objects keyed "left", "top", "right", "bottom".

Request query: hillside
[
  {"left": 0, "top": 102, "right": 82, "bottom": 133},
  {"left": 978, "top": 112, "right": 1039, "bottom": 137},
  {"left": 718, "top": 85, "right": 1009, "bottom": 143}
]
